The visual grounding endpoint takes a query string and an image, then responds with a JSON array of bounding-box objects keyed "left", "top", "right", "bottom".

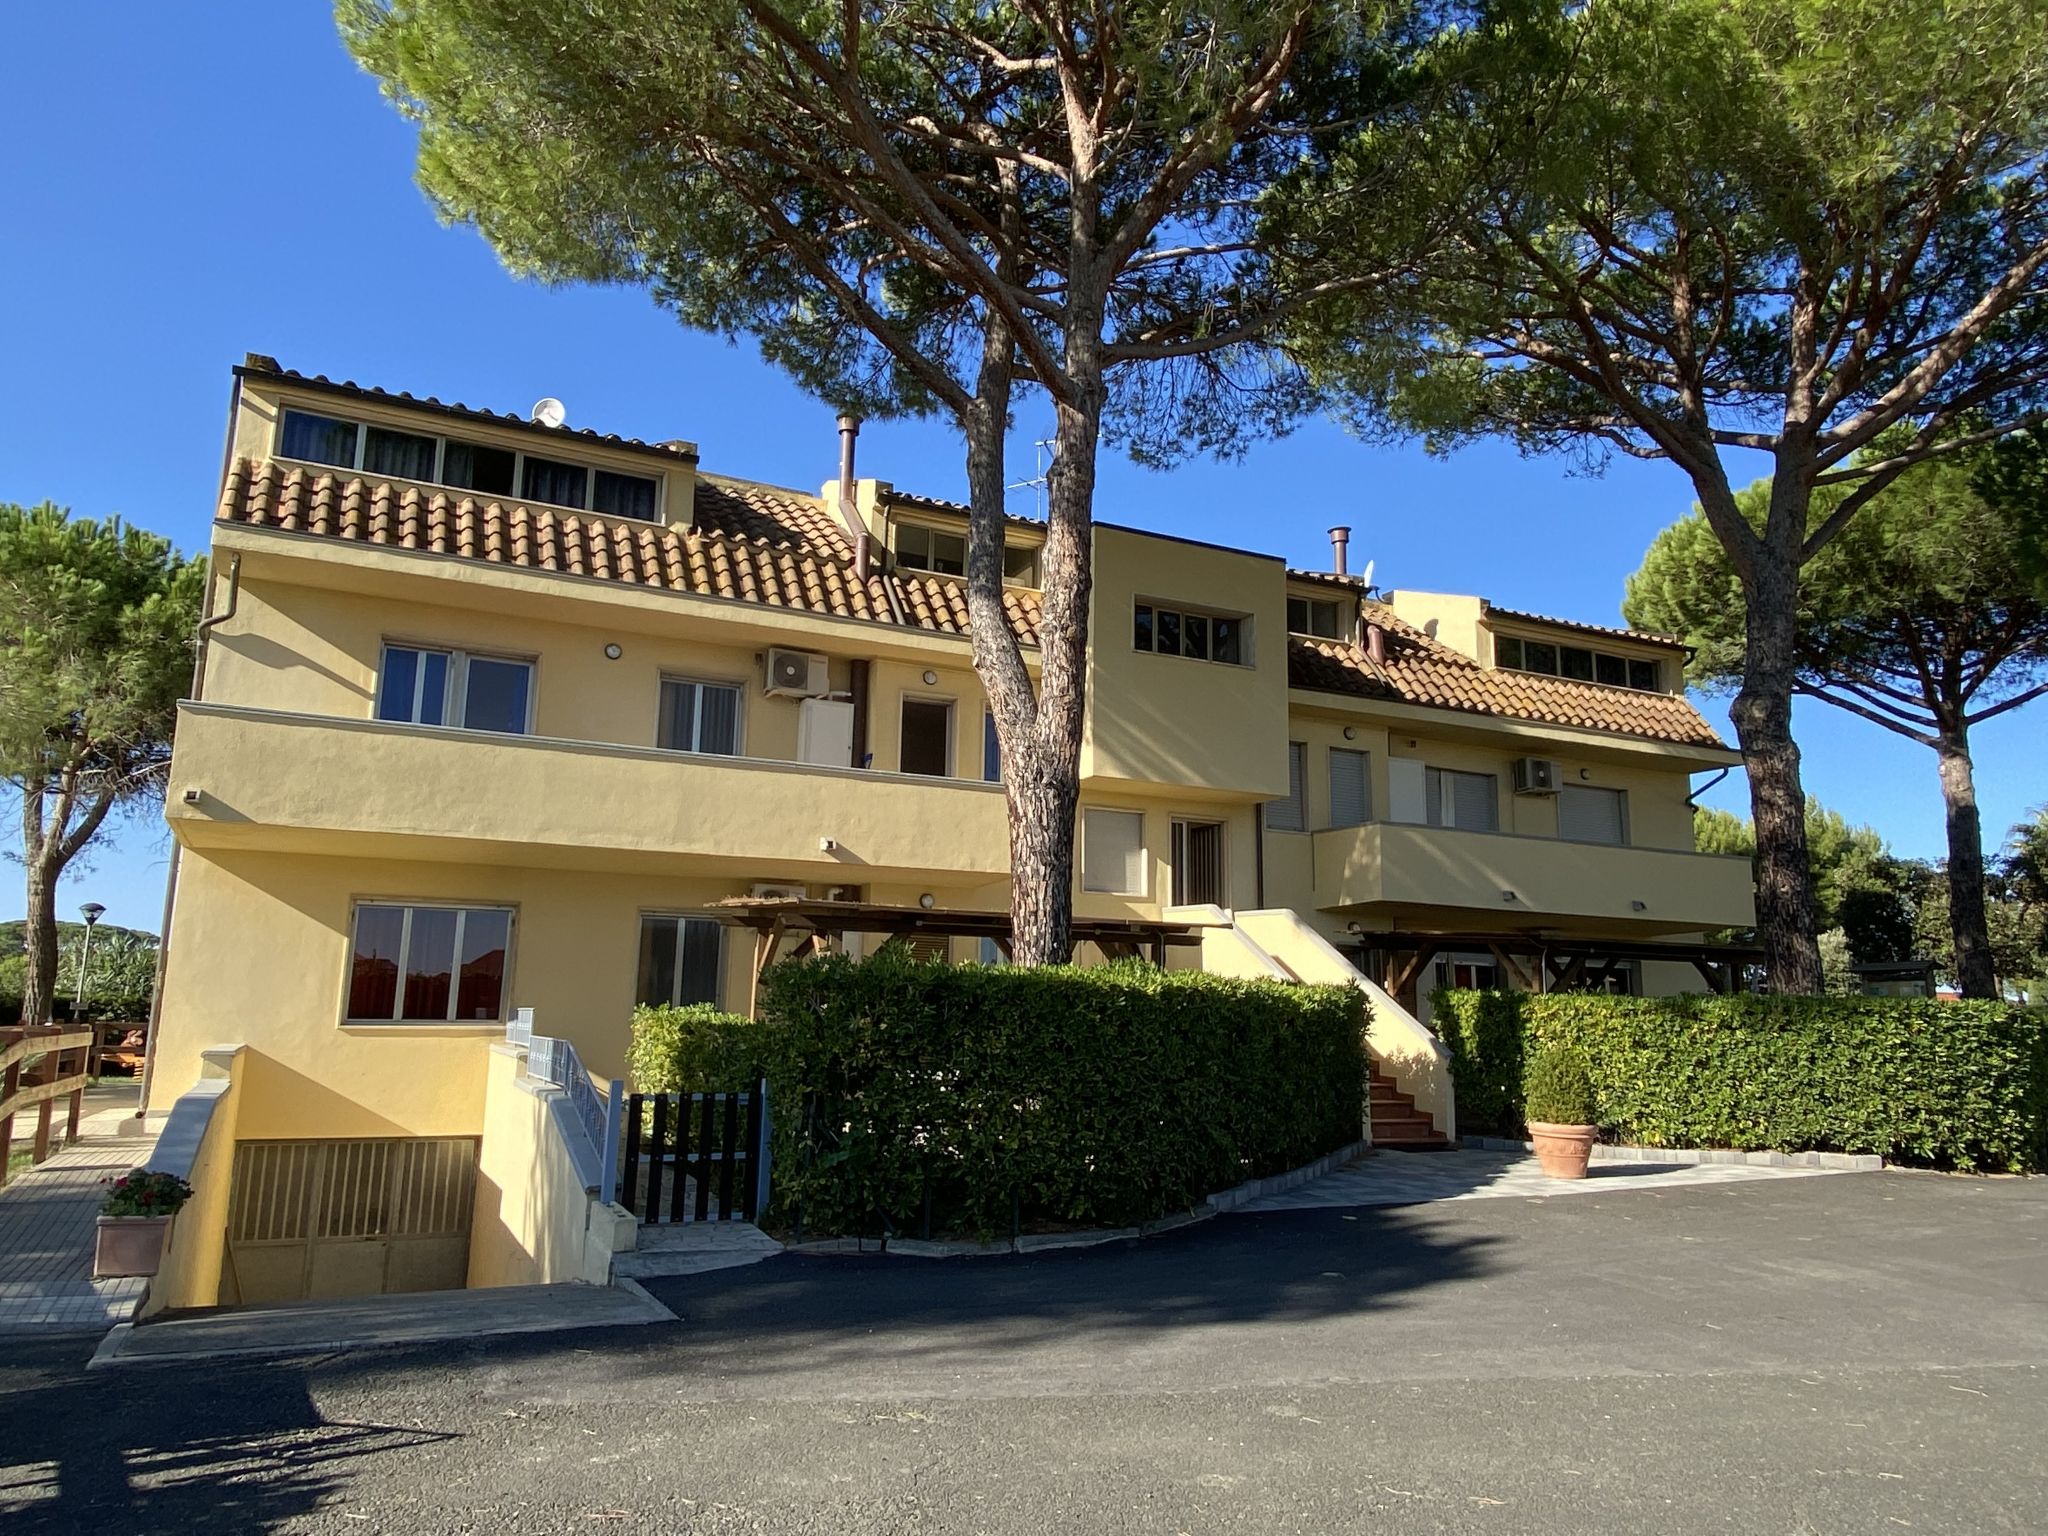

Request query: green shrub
[
  {"left": 748, "top": 947, "right": 1368, "bottom": 1238},
  {"left": 1523, "top": 1043, "right": 1596, "bottom": 1125},
  {"left": 100, "top": 1170, "right": 191, "bottom": 1218},
  {"left": 627, "top": 1003, "right": 764, "bottom": 1095},
  {"left": 1435, "top": 989, "right": 2048, "bottom": 1172}
]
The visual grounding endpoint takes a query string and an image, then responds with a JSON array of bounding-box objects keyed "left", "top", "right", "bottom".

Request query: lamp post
[{"left": 74, "top": 902, "right": 106, "bottom": 1019}]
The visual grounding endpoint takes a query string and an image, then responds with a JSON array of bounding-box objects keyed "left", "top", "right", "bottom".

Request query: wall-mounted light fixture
[
  {"left": 181, "top": 787, "right": 201, "bottom": 805},
  {"left": 1579, "top": 767, "right": 1592, "bottom": 781},
  {"left": 918, "top": 892, "right": 936, "bottom": 910},
  {"left": 921, "top": 669, "right": 939, "bottom": 686},
  {"left": 819, "top": 837, "right": 838, "bottom": 853},
  {"left": 1501, "top": 890, "right": 1518, "bottom": 903},
  {"left": 1631, "top": 899, "right": 1648, "bottom": 912},
  {"left": 1342, "top": 726, "right": 1358, "bottom": 741},
  {"left": 604, "top": 643, "right": 623, "bottom": 660}
]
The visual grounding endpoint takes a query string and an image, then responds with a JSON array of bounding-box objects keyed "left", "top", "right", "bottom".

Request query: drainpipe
[
  {"left": 135, "top": 548, "right": 241, "bottom": 1121},
  {"left": 1685, "top": 764, "right": 1732, "bottom": 810},
  {"left": 1328, "top": 525, "right": 1350, "bottom": 577}
]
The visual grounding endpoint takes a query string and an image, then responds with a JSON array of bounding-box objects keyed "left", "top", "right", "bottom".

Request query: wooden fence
[
  {"left": 0, "top": 1026, "right": 94, "bottom": 1188},
  {"left": 619, "top": 1082, "right": 769, "bottom": 1226}
]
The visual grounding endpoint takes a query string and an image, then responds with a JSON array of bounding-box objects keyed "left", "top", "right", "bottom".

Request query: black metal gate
[{"left": 620, "top": 1081, "right": 769, "bottom": 1224}]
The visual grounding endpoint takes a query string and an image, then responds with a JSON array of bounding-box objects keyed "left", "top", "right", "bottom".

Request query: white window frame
[
  {"left": 1286, "top": 595, "right": 1344, "bottom": 639},
  {"left": 343, "top": 900, "right": 516, "bottom": 1025},
  {"left": 274, "top": 405, "right": 664, "bottom": 520},
  {"left": 636, "top": 912, "right": 727, "bottom": 1009},
  {"left": 1170, "top": 818, "right": 1228, "bottom": 908},
  {"left": 377, "top": 642, "right": 536, "bottom": 735},
  {"left": 657, "top": 675, "right": 746, "bottom": 756},
  {"left": 1081, "top": 808, "right": 1148, "bottom": 896},
  {"left": 899, "top": 694, "right": 956, "bottom": 777},
  {"left": 893, "top": 522, "right": 967, "bottom": 576}
]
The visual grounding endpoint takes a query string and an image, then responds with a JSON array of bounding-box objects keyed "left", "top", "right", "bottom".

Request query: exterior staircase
[{"left": 1368, "top": 1063, "right": 1451, "bottom": 1150}]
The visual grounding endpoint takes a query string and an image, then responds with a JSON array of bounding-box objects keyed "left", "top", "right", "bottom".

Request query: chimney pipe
[
  {"left": 837, "top": 414, "right": 869, "bottom": 582},
  {"left": 1328, "top": 525, "right": 1351, "bottom": 577},
  {"left": 1366, "top": 622, "right": 1387, "bottom": 666}
]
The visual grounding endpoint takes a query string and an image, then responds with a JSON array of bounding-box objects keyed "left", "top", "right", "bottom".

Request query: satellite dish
[
  {"left": 1360, "top": 558, "right": 1376, "bottom": 592},
  {"left": 530, "top": 397, "right": 567, "bottom": 429}
]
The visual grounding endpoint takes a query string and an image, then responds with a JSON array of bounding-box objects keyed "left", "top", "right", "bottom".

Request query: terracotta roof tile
[
  {"left": 1484, "top": 603, "right": 1687, "bottom": 651},
  {"left": 217, "top": 459, "right": 1049, "bottom": 647},
  {"left": 1290, "top": 605, "right": 1726, "bottom": 748}
]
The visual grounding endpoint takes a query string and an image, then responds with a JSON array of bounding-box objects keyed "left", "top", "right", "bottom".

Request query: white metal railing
[{"left": 509, "top": 1010, "right": 624, "bottom": 1206}]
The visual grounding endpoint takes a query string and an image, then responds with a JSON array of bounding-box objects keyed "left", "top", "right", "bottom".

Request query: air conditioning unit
[
  {"left": 750, "top": 882, "right": 806, "bottom": 901},
  {"left": 1511, "top": 756, "right": 1561, "bottom": 795},
  {"left": 764, "top": 647, "right": 829, "bottom": 698}
]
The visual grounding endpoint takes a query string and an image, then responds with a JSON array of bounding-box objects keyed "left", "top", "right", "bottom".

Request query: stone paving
[
  {"left": 0, "top": 1126, "right": 151, "bottom": 1335},
  {"left": 1240, "top": 1144, "right": 1856, "bottom": 1211}
]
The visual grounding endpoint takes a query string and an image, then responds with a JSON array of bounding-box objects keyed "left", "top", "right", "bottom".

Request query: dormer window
[
  {"left": 893, "top": 522, "right": 1042, "bottom": 586},
  {"left": 1496, "top": 634, "right": 1660, "bottom": 691},
  {"left": 275, "top": 407, "right": 661, "bottom": 520},
  {"left": 1287, "top": 596, "right": 1344, "bottom": 639}
]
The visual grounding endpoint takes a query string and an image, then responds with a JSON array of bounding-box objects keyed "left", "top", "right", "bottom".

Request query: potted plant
[
  {"left": 1523, "top": 1044, "right": 1599, "bottom": 1180},
  {"left": 94, "top": 1170, "right": 192, "bottom": 1278}
]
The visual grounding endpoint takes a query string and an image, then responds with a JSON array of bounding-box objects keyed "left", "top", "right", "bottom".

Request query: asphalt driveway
[{"left": 2, "top": 1169, "right": 2043, "bottom": 1533}]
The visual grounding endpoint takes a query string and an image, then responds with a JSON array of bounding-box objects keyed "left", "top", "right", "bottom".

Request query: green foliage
[
  {"left": 1522, "top": 1043, "right": 1596, "bottom": 1126},
  {"left": 738, "top": 948, "right": 1367, "bottom": 1237},
  {"left": 626, "top": 1003, "right": 763, "bottom": 1096},
  {"left": 1435, "top": 990, "right": 2048, "bottom": 1171},
  {"left": 99, "top": 1170, "right": 191, "bottom": 1218},
  {"left": 1692, "top": 800, "right": 1916, "bottom": 963},
  {"left": 0, "top": 954, "right": 26, "bottom": 1015}
]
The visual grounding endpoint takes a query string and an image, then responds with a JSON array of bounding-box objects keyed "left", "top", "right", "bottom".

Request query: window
[
  {"left": 1287, "top": 596, "right": 1343, "bottom": 638},
  {"left": 1329, "top": 748, "right": 1371, "bottom": 828},
  {"left": 280, "top": 409, "right": 360, "bottom": 468},
  {"left": 982, "top": 711, "right": 1002, "bottom": 783},
  {"left": 1133, "top": 601, "right": 1251, "bottom": 665},
  {"left": 1171, "top": 820, "right": 1226, "bottom": 907},
  {"left": 1559, "top": 784, "right": 1627, "bottom": 845},
  {"left": 275, "top": 407, "right": 660, "bottom": 517},
  {"left": 346, "top": 903, "right": 512, "bottom": 1023},
  {"left": 900, "top": 697, "right": 953, "bottom": 776},
  {"left": 521, "top": 454, "right": 588, "bottom": 510},
  {"left": 1496, "top": 633, "right": 1663, "bottom": 693},
  {"left": 1425, "top": 767, "right": 1498, "bottom": 831},
  {"left": 977, "top": 937, "right": 1009, "bottom": 966},
  {"left": 636, "top": 915, "right": 724, "bottom": 1008},
  {"left": 442, "top": 439, "right": 516, "bottom": 495},
  {"left": 1002, "top": 544, "right": 1040, "bottom": 587},
  {"left": 375, "top": 644, "right": 533, "bottom": 735},
  {"left": 894, "top": 523, "right": 966, "bottom": 576},
  {"left": 1433, "top": 954, "right": 1500, "bottom": 993},
  {"left": 1082, "top": 808, "right": 1146, "bottom": 894},
  {"left": 659, "top": 678, "right": 742, "bottom": 755},
  {"left": 1266, "top": 742, "right": 1307, "bottom": 832}
]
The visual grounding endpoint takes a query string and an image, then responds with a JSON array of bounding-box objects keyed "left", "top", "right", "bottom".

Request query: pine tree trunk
[
  {"left": 1728, "top": 515, "right": 1823, "bottom": 994},
  {"left": 1937, "top": 729, "right": 1998, "bottom": 999},
  {"left": 21, "top": 856, "right": 58, "bottom": 1027}
]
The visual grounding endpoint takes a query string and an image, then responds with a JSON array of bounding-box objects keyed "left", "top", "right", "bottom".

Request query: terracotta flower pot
[
  {"left": 1527, "top": 1122, "right": 1597, "bottom": 1180},
  {"left": 94, "top": 1214, "right": 173, "bottom": 1279}
]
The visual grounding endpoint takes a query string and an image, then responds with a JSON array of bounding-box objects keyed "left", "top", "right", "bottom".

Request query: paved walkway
[
  {"left": 1241, "top": 1144, "right": 1853, "bottom": 1211},
  {"left": 0, "top": 1100, "right": 155, "bottom": 1336}
]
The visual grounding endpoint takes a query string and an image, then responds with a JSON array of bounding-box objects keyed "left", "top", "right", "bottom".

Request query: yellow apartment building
[{"left": 138, "top": 356, "right": 1752, "bottom": 1306}]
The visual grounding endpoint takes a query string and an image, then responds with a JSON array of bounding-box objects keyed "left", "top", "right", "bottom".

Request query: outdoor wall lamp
[
  {"left": 1342, "top": 726, "right": 1357, "bottom": 741},
  {"left": 181, "top": 787, "right": 201, "bottom": 805},
  {"left": 604, "top": 643, "right": 623, "bottom": 660},
  {"left": 918, "top": 892, "right": 937, "bottom": 909},
  {"left": 1501, "top": 890, "right": 1518, "bottom": 902},
  {"left": 1631, "top": 900, "right": 1648, "bottom": 912},
  {"left": 922, "top": 669, "right": 939, "bottom": 686},
  {"left": 819, "top": 837, "right": 838, "bottom": 853}
]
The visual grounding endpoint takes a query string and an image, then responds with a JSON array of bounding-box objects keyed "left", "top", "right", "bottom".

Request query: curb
[
  {"left": 1460, "top": 1135, "right": 1883, "bottom": 1172},
  {"left": 784, "top": 1140, "right": 1371, "bottom": 1260}
]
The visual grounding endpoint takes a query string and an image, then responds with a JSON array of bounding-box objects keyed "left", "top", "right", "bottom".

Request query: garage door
[{"left": 222, "top": 1137, "right": 479, "bottom": 1305}]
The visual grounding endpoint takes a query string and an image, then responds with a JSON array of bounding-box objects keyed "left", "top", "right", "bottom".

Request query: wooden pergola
[
  {"left": 1356, "top": 931, "right": 1765, "bottom": 1006},
  {"left": 706, "top": 897, "right": 1204, "bottom": 1015}
]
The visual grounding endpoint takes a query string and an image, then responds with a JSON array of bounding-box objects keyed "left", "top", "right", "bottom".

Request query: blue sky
[{"left": 4, "top": 5, "right": 2041, "bottom": 932}]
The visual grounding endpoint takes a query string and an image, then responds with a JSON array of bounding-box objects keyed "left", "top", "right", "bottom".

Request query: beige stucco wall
[
  {"left": 467, "top": 1044, "right": 620, "bottom": 1288},
  {"left": 139, "top": 1051, "right": 243, "bottom": 1315},
  {"left": 1083, "top": 525, "right": 1289, "bottom": 800}
]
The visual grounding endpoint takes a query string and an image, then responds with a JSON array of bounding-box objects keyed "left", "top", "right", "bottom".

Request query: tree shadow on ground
[{"left": 0, "top": 1337, "right": 454, "bottom": 1534}]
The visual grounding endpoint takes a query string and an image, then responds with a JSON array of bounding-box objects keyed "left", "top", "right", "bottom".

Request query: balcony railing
[
  {"left": 1311, "top": 819, "right": 1755, "bottom": 932},
  {"left": 168, "top": 701, "right": 1011, "bottom": 882}
]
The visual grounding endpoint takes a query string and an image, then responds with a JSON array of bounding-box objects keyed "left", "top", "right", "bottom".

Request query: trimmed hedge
[
  {"left": 626, "top": 1003, "right": 762, "bottom": 1096},
  {"left": 1434, "top": 990, "right": 2048, "bottom": 1172},
  {"left": 631, "top": 948, "right": 1369, "bottom": 1237}
]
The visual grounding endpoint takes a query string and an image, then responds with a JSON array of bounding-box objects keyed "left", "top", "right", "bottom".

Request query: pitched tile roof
[
  {"left": 217, "top": 459, "right": 1043, "bottom": 644},
  {"left": 1289, "top": 606, "right": 1726, "bottom": 748},
  {"left": 1484, "top": 603, "right": 1686, "bottom": 651},
  {"left": 237, "top": 354, "right": 699, "bottom": 466},
  {"left": 692, "top": 476, "right": 856, "bottom": 554}
]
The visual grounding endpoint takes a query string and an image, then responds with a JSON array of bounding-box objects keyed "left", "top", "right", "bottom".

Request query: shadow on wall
[{"left": 0, "top": 1340, "right": 455, "bottom": 1535}]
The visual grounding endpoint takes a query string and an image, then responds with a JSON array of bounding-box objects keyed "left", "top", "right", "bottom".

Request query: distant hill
[{"left": 0, "top": 919, "right": 159, "bottom": 954}]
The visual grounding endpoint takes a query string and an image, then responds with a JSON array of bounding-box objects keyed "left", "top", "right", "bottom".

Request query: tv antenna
[{"left": 1006, "top": 431, "right": 1056, "bottom": 519}]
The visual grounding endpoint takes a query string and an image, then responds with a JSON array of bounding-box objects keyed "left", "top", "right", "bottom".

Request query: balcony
[
  {"left": 1311, "top": 820, "right": 1755, "bottom": 935},
  {"left": 167, "top": 702, "right": 1011, "bottom": 884}
]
